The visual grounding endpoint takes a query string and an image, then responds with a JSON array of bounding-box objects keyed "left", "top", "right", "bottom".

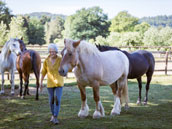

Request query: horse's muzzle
[
  {"left": 58, "top": 69, "right": 67, "bottom": 76},
  {"left": 17, "top": 52, "right": 21, "bottom": 56}
]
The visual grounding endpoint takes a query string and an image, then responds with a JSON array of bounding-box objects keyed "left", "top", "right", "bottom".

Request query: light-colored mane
[
  {"left": 65, "top": 39, "right": 100, "bottom": 55},
  {"left": 0, "top": 40, "right": 11, "bottom": 62},
  {"left": 78, "top": 41, "right": 100, "bottom": 55}
]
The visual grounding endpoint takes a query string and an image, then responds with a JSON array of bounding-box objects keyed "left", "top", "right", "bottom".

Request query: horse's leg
[
  {"left": 0, "top": 72, "right": 5, "bottom": 94},
  {"left": 33, "top": 70, "right": 40, "bottom": 100},
  {"left": 136, "top": 77, "right": 142, "bottom": 105},
  {"left": 143, "top": 72, "right": 153, "bottom": 105},
  {"left": 10, "top": 70, "right": 15, "bottom": 95},
  {"left": 77, "top": 83, "right": 89, "bottom": 118},
  {"left": 92, "top": 82, "right": 105, "bottom": 119},
  {"left": 19, "top": 72, "right": 23, "bottom": 98},
  {"left": 111, "top": 76, "right": 128, "bottom": 115},
  {"left": 23, "top": 74, "right": 29, "bottom": 99}
]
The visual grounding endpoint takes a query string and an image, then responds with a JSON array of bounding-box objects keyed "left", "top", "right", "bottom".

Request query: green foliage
[
  {"left": 120, "top": 32, "right": 143, "bottom": 46},
  {"left": 0, "top": 1, "right": 12, "bottom": 29},
  {"left": 143, "top": 26, "right": 172, "bottom": 47},
  {"left": 40, "top": 15, "right": 51, "bottom": 25},
  {"left": 63, "top": 6, "right": 110, "bottom": 40},
  {"left": 0, "top": 21, "right": 8, "bottom": 45},
  {"left": 95, "top": 31, "right": 142, "bottom": 47},
  {"left": 109, "top": 11, "right": 139, "bottom": 33},
  {"left": 45, "top": 16, "right": 65, "bottom": 43},
  {"left": 106, "top": 32, "right": 121, "bottom": 46},
  {"left": 8, "top": 16, "right": 29, "bottom": 43},
  {"left": 28, "top": 18, "right": 45, "bottom": 45},
  {"left": 134, "top": 22, "right": 150, "bottom": 35},
  {"left": 95, "top": 36, "right": 109, "bottom": 45}
]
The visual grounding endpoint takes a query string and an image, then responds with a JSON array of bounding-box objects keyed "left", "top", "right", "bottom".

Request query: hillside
[
  {"left": 24, "top": 12, "right": 66, "bottom": 20},
  {"left": 140, "top": 15, "right": 172, "bottom": 27}
]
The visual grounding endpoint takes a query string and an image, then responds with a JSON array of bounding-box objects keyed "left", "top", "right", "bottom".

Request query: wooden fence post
[{"left": 165, "top": 51, "right": 169, "bottom": 75}]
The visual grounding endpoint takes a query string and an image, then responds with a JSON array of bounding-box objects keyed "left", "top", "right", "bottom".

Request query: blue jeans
[{"left": 47, "top": 87, "right": 63, "bottom": 117}]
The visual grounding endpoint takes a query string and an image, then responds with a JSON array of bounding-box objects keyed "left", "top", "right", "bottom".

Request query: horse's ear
[{"left": 73, "top": 40, "right": 80, "bottom": 48}]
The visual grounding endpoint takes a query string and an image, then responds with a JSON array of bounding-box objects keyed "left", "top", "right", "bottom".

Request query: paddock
[
  {"left": 0, "top": 75, "right": 172, "bottom": 129},
  {"left": 0, "top": 45, "right": 172, "bottom": 128}
]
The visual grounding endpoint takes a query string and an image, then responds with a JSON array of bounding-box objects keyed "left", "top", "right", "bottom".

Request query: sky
[{"left": 4, "top": 0, "right": 172, "bottom": 19}]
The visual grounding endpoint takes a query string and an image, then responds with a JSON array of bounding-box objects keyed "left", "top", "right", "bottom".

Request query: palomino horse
[
  {"left": 59, "top": 39, "right": 129, "bottom": 118},
  {"left": 16, "top": 39, "right": 41, "bottom": 100},
  {"left": 0, "top": 38, "right": 21, "bottom": 95},
  {"left": 96, "top": 44, "right": 155, "bottom": 105}
]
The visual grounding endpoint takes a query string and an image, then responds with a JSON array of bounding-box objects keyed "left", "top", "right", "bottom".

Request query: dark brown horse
[
  {"left": 96, "top": 44, "right": 155, "bottom": 105},
  {"left": 16, "top": 39, "right": 41, "bottom": 100}
]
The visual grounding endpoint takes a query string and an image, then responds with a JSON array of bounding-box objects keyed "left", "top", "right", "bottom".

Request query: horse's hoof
[
  {"left": 11, "top": 92, "right": 15, "bottom": 95},
  {"left": 78, "top": 110, "right": 89, "bottom": 118},
  {"left": 142, "top": 101, "right": 147, "bottom": 105},
  {"left": 18, "top": 94, "right": 21, "bottom": 97},
  {"left": 111, "top": 111, "right": 120, "bottom": 116},
  {"left": 93, "top": 111, "right": 102, "bottom": 119},
  {"left": 11, "top": 91, "right": 14, "bottom": 95},
  {"left": 21, "top": 96, "right": 25, "bottom": 99},
  {"left": 136, "top": 101, "right": 142, "bottom": 105},
  {"left": 0, "top": 91, "right": 4, "bottom": 94},
  {"left": 124, "top": 105, "right": 129, "bottom": 110}
]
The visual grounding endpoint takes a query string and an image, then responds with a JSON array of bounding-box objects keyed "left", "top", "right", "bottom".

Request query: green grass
[{"left": 0, "top": 75, "right": 172, "bottom": 129}]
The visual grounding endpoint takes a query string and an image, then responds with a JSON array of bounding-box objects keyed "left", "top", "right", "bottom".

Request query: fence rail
[{"left": 0, "top": 45, "right": 172, "bottom": 80}]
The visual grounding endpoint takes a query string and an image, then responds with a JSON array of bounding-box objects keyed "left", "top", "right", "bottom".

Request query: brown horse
[{"left": 16, "top": 39, "right": 41, "bottom": 100}]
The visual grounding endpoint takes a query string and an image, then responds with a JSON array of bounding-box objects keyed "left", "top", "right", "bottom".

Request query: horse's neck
[
  {"left": 1, "top": 48, "right": 10, "bottom": 61},
  {"left": 76, "top": 53, "right": 98, "bottom": 74}
]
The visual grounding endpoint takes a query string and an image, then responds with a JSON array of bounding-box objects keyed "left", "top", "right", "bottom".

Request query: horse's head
[
  {"left": 18, "top": 38, "right": 27, "bottom": 52},
  {"left": 8, "top": 38, "right": 21, "bottom": 56},
  {"left": 59, "top": 39, "right": 80, "bottom": 76}
]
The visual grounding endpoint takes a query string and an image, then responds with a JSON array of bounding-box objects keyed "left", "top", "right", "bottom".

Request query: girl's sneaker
[
  {"left": 50, "top": 116, "right": 54, "bottom": 122},
  {"left": 53, "top": 117, "right": 59, "bottom": 124}
]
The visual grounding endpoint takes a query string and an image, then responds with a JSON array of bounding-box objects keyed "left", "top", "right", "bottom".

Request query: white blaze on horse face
[{"left": 60, "top": 49, "right": 71, "bottom": 76}]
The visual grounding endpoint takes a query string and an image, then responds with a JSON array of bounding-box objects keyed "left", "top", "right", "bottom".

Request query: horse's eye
[{"left": 13, "top": 44, "right": 16, "bottom": 47}]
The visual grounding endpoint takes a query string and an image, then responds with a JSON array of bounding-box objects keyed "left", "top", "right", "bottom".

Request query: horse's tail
[
  {"left": 30, "top": 50, "right": 41, "bottom": 72},
  {"left": 120, "top": 79, "right": 129, "bottom": 105}
]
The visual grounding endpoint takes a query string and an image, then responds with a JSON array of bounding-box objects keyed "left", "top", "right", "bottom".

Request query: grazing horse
[
  {"left": 16, "top": 39, "right": 41, "bottom": 100},
  {"left": 96, "top": 44, "right": 155, "bottom": 105},
  {"left": 0, "top": 38, "right": 21, "bottom": 95},
  {"left": 59, "top": 39, "right": 129, "bottom": 118}
]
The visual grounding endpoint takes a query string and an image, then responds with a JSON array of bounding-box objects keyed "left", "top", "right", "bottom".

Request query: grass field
[{"left": 0, "top": 75, "right": 172, "bottom": 129}]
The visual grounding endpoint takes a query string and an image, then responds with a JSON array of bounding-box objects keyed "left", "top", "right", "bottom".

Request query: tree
[
  {"left": 40, "top": 15, "right": 51, "bottom": 25},
  {"left": 143, "top": 27, "right": 172, "bottom": 46},
  {"left": 45, "top": 16, "right": 65, "bottom": 43},
  {"left": 0, "top": 21, "right": 8, "bottom": 45},
  {"left": 109, "top": 11, "right": 139, "bottom": 33},
  {"left": 0, "top": 1, "right": 12, "bottom": 29},
  {"left": 134, "top": 22, "right": 150, "bottom": 35},
  {"left": 63, "top": 6, "right": 110, "bottom": 40},
  {"left": 28, "top": 18, "right": 45, "bottom": 45},
  {"left": 120, "top": 32, "right": 142, "bottom": 46},
  {"left": 8, "top": 16, "right": 29, "bottom": 43}
]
